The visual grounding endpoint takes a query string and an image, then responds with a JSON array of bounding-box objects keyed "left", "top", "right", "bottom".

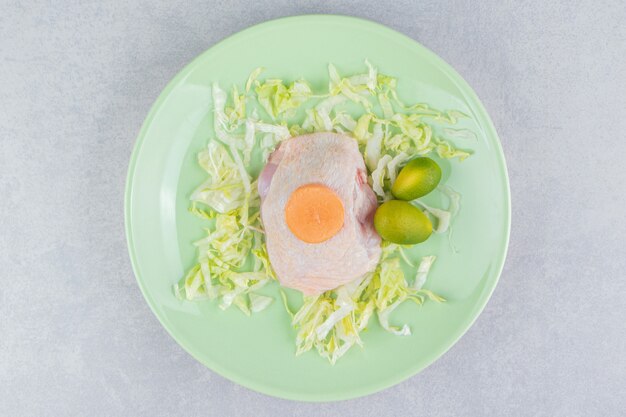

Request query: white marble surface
[{"left": 1, "top": 1, "right": 625, "bottom": 416}]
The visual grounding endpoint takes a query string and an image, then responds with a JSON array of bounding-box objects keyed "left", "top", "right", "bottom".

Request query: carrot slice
[{"left": 284, "top": 184, "right": 345, "bottom": 243}]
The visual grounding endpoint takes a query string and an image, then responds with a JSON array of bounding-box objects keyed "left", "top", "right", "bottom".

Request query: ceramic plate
[{"left": 125, "top": 15, "right": 510, "bottom": 401}]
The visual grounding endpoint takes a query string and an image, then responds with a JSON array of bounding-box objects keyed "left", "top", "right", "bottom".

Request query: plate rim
[{"left": 125, "top": 14, "right": 511, "bottom": 402}]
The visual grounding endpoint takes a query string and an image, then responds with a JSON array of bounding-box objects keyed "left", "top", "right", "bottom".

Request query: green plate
[{"left": 125, "top": 15, "right": 510, "bottom": 401}]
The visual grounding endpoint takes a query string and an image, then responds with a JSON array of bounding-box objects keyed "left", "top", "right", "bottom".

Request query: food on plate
[
  {"left": 392, "top": 157, "right": 442, "bottom": 201},
  {"left": 259, "top": 132, "right": 381, "bottom": 295},
  {"left": 174, "top": 62, "right": 473, "bottom": 363},
  {"left": 284, "top": 184, "right": 345, "bottom": 244},
  {"left": 374, "top": 200, "right": 433, "bottom": 244}
]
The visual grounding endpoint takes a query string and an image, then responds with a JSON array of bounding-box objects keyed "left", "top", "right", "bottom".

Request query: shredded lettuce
[
  {"left": 442, "top": 127, "right": 478, "bottom": 141},
  {"left": 370, "top": 152, "right": 409, "bottom": 201},
  {"left": 291, "top": 244, "right": 443, "bottom": 362},
  {"left": 387, "top": 152, "right": 409, "bottom": 185},
  {"left": 334, "top": 112, "right": 357, "bottom": 132},
  {"left": 253, "top": 121, "right": 290, "bottom": 162},
  {"left": 245, "top": 67, "right": 265, "bottom": 93},
  {"left": 414, "top": 200, "right": 452, "bottom": 234},
  {"left": 318, "top": 64, "right": 471, "bottom": 161},
  {"left": 249, "top": 293, "right": 274, "bottom": 313},
  {"left": 190, "top": 141, "right": 248, "bottom": 213},
  {"left": 243, "top": 119, "right": 255, "bottom": 165},
  {"left": 371, "top": 154, "right": 392, "bottom": 199},
  {"left": 177, "top": 87, "right": 273, "bottom": 315},
  {"left": 177, "top": 207, "right": 274, "bottom": 315},
  {"left": 365, "top": 122, "right": 384, "bottom": 171},
  {"left": 353, "top": 114, "right": 372, "bottom": 143},
  {"left": 303, "top": 96, "right": 347, "bottom": 132},
  {"left": 441, "top": 185, "right": 461, "bottom": 218},
  {"left": 255, "top": 78, "right": 312, "bottom": 120},
  {"left": 211, "top": 83, "right": 239, "bottom": 147},
  {"left": 435, "top": 139, "right": 471, "bottom": 161},
  {"left": 328, "top": 63, "right": 374, "bottom": 109},
  {"left": 411, "top": 185, "right": 462, "bottom": 237},
  {"left": 413, "top": 255, "right": 437, "bottom": 290},
  {"left": 177, "top": 62, "right": 471, "bottom": 363},
  {"left": 439, "top": 185, "right": 462, "bottom": 252}
]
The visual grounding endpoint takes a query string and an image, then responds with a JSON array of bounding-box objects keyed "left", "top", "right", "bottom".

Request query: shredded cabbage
[
  {"left": 439, "top": 185, "right": 462, "bottom": 252},
  {"left": 365, "top": 122, "right": 384, "bottom": 171},
  {"left": 412, "top": 185, "right": 462, "bottom": 238},
  {"left": 176, "top": 62, "right": 471, "bottom": 363},
  {"left": 190, "top": 141, "right": 247, "bottom": 213},
  {"left": 176, "top": 205, "right": 274, "bottom": 315},
  {"left": 249, "top": 293, "right": 274, "bottom": 313},
  {"left": 387, "top": 152, "right": 409, "bottom": 185},
  {"left": 255, "top": 78, "right": 312, "bottom": 120},
  {"left": 290, "top": 244, "right": 443, "bottom": 362},
  {"left": 370, "top": 152, "right": 409, "bottom": 201},
  {"left": 435, "top": 139, "right": 471, "bottom": 161},
  {"left": 371, "top": 154, "right": 392, "bottom": 199},
  {"left": 303, "top": 96, "right": 347, "bottom": 132},
  {"left": 414, "top": 200, "right": 452, "bottom": 233},
  {"left": 353, "top": 114, "right": 372, "bottom": 143},
  {"left": 413, "top": 255, "right": 437, "bottom": 290},
  {"left": 176, "top": 86, "right": 273, "bottom": 315}
]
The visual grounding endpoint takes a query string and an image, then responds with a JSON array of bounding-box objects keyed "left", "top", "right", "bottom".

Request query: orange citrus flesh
[{"left": 284, "top": 183, "right": 345, "bottom": 243}]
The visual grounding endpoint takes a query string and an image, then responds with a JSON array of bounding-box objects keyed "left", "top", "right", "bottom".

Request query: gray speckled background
[{"left": 1, "top": 1, "right": 625, "bottom": 416}]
